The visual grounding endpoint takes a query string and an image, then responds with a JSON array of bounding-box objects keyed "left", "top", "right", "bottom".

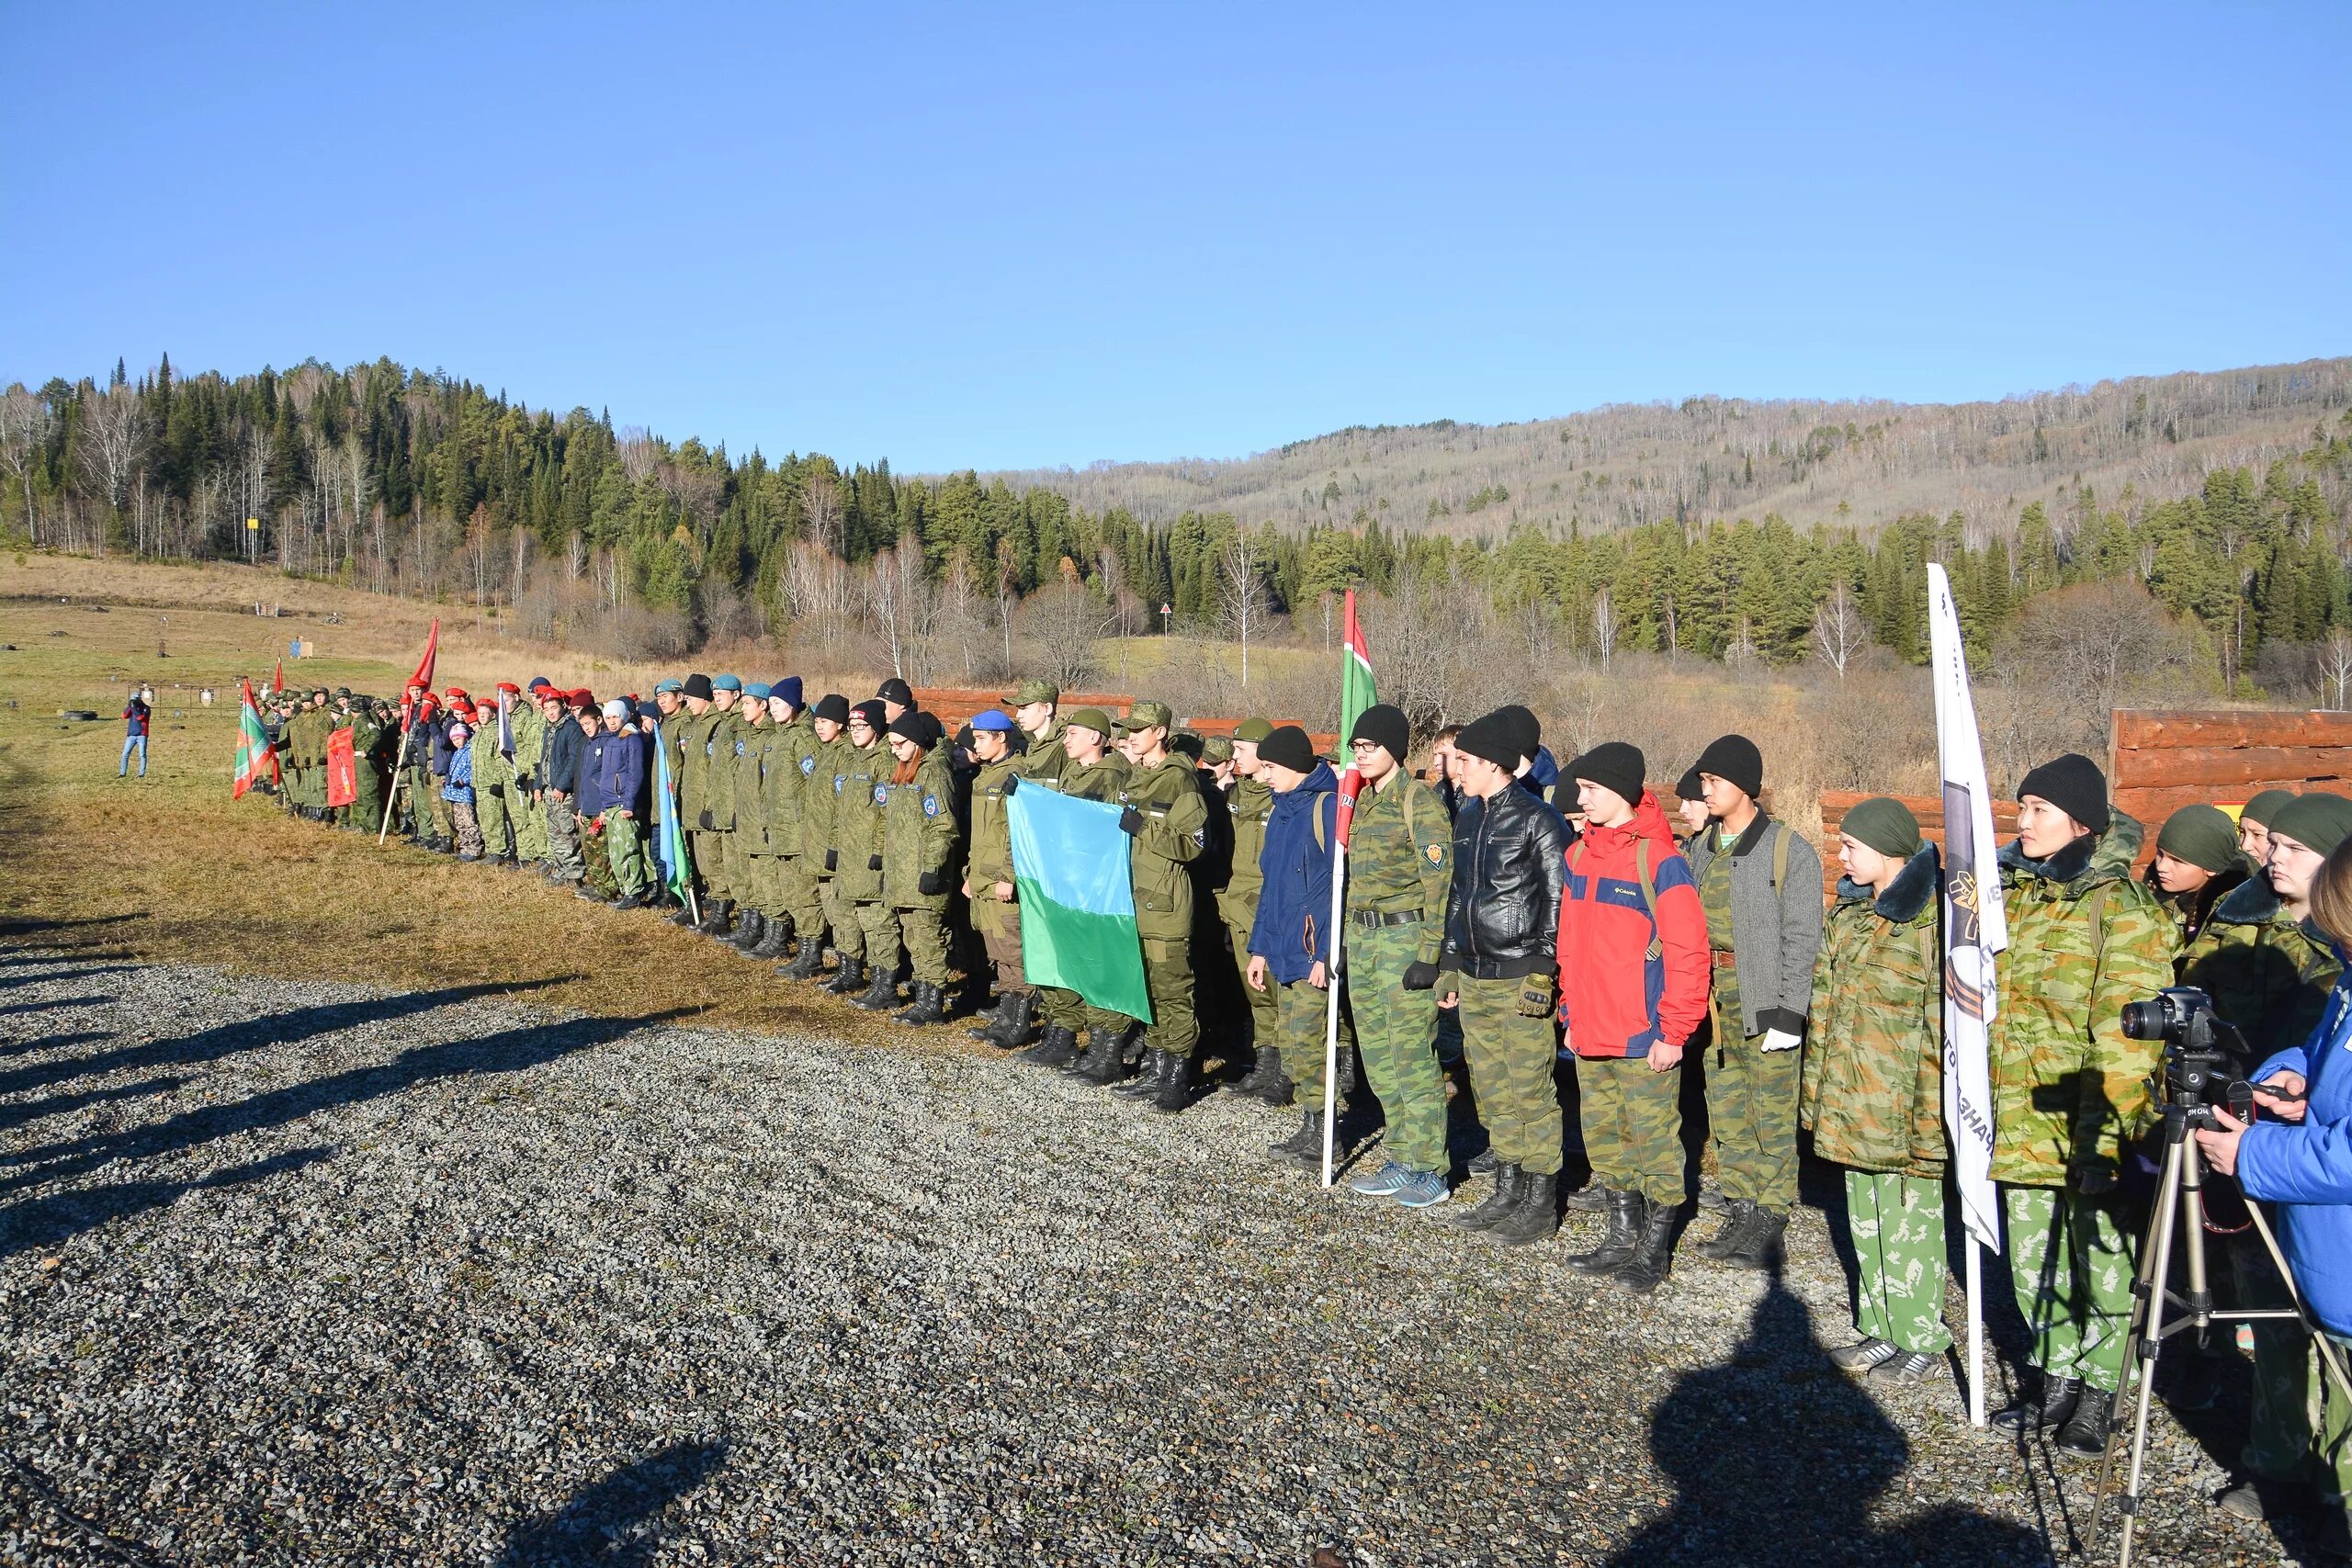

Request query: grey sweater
[{"left": 1686, "top": 814, "right": 1825, "bottom": 1039}]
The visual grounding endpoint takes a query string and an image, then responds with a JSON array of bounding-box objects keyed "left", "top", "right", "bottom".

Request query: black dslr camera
[{"left": 2120, "top": 986, "right": 2255, "bottom": 1131}]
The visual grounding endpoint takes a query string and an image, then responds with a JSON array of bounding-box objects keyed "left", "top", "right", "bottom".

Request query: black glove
[
  {"left": 1118, "top": 806, "right": 1144, "bottom": 836},
  {"left": 697, "top": 809, "right": 715, "bottom": 829},
  {"left": 1001, "top": 773, "right": 1019, "bottom": 796},
  {"left": 917, "top": 869, "right": 946, "bottom": 897},
  {"left": 868, "top": 853, "right": 884, "bottom": 872},
  {"left": 823, "top": 849, "right": 837, "bottom": 872},
  {"left": 1402, "top": 960, "right": 1440, "bottom": 991}
]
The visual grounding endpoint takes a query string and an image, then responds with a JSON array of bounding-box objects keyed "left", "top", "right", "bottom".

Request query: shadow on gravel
[
  {"left": 0, "top": 1007, "right": 691, "bottom": 1255},
  {"left": 0, "top": 1031, "right": 108, "bottom": 1061},
  {"left": 0, "top": 964, "right": 143, "bottom": 990},
  {"left": 0, "top": 1145, "right": 333, "bottom": 1259},
  {"left": 0, "top": 977, "right": 571, "bottom": 1100},
  {"left": 492, "top": 1439, "right": 728, "bottom": 1567},
  {"left": 0, "top": 995, "right": 106, "bottom": 1020},
  {"left": 0, "top": 1074, "right": 187, "bottom": 1135},
  {"left": 1607, "top": 1269, "right": 2052, "bottom": 1567}
]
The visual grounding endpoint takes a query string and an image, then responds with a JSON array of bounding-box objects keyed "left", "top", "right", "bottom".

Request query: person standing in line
[
  {"left": 877, "top": 713, "right": 961, "bottom": 1025},
  {"left": 1016, "top": 708, "right": 1130, "bottom": 1068},
  {"left": 794, "top": 694, "right": 854, "bottom": 982},
  {"left": 1805, "top": 798, "right": 1952, "bottom": 1385},
  {"left": 828, "top": 699, "right": 893, "bottom": 1001},
  {"left": 581, "top": 698, "right": 652, "bottom": 906},
  {"left": 1684, "top": 734, "right": 1824, "bottom": 1270},
  {"left": 1222, "top": 719, "right": 1288, "bottom": 1103},
  {"left": 1104, "top": 701, "right": 1211, "bottom": 1110},
  {"left": 2148, "top": 803, "right": 2247, "bottom": 953},
  {"left": 964, "top": 710, "right": 1035, "bottom": 1045}
]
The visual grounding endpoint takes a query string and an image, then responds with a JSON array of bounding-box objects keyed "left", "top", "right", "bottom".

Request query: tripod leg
[{"left": 2093, "top": 1131, "right": 2187, "bottom": 1562}]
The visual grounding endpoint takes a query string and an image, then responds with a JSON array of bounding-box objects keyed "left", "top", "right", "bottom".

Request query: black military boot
[
  {"left": 781, "top": 937, "right": 829, "bottom": 980},
  {"left": 964, "top": 995, "right": 1008, "bottom": 1041},
  {"left": 1562, "top": 1182, "right": 1610, "bottom": 1213},
  {"left": 986, "top": 991, "right": 1037, "bottom": 1048},
  {"left": 1253, "top": 1054, "right": 1296, "bottom": 1107},
  {"left": 1695, "top": 1198, "right": 1760, "bottom": 1261},
  {"left": 893, "top": 982, "right": 945, "bottom": 1026},
  {"left": 1270, "top": 1109, "right": 1325, "bottom": 1158},
  {"left": 696, "top": 900, "right": 733, "bottom": 937},
  {"left": 1447, "top": 1164, "right": 1524, "bottom": 1232},
  {"left": 2053, "top": 1386, "right": 2114, "bottom": 1459},
  {"left": 821, "top": 955, "right": 867, "bottom": 996},
  {"left": 727, "top": 908, "right": 766, "bottom": 952},
  {"left": 1566, "top": 1190, "right": 1645, "bottom": 1275},
  {"left": 499, "top": 851, "right": 522, "bottom": 871},
  {"left": 1490, "top": 1171, "right": 1559, "bottom": 1247},
  {"left": 851, "top": 966, "right": 899, "bottom": 1011},
  {"left": 1113, "top": 1047, "right": 1165, "bottom": 1097},
  {"left": 1070, "top": 1025, "right": 1126, "bottom": 1083},
  {"left": 669, "top": 899, "right": 699, "bottom": 927},
  {"left": 1149, "top": 1050, "right": 1193, "bottom": 1114},
  {"left": 748, "top": 918, "right": 793, "bottom": 960},
  {"left": 1614, "top": 1199, "right": 1682, "bottom": 1296},
  {"left": 1018, "top": 1024, "right": 1080, "bottom": 1069},
  {"left": 1720, "top": 1207, "right": 1787, "bottom": 1271},
  {"left": 1991, "top": 1372, "right": 2083, "bottom": 1433}
]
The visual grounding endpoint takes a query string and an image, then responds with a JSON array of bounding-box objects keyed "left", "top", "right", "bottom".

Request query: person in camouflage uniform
[
  {"left": 1802, "top": 797, "right": 1951, "bottom": 1385},
  {"left": 963, "top": 710, "right": 1035, "bottom": 1045},
  {"left": 695, "top": 676, "right": 749, "bottom": 936},
  {"left": 822, "top": 700, "right": 891, "bottom": 998},
  {"left": 648, "top": 682, "right": 690, "bottom": 915},
  {"left": 1218, "top": 718, "right": 1288, "bottom": 1102},
  {"left": 1099, "top": 701, "right": 1210, "bottom": 1111},
  {"left": 725, "top": 684, "right": 783, "bottom": 955},
  {"left": 2186, "top": 792, "right": 2352, "bottom": 1523},
  {"left": 795, "top": 694, "right": 853, "bottom": 980},
  {"left": 347, "top": 698, "right": 391, "bottom": 835},
  {"left": 288, "top": 690, "right": 331, "bottom": 819},
  {"left": 469, "top": 684, "right": 527, "bottom": 866},
  {"left": 537, "top": 690, "right": 589, "bottom": 885},
  {"left": 1985, "top": 753, "right": 2175, "bottom": 1459},
  {"left": 874, "top": 714, "right": 962, "bottom": 1025},
  {"left": 760, "top": 680, "right": 825, "bottom": 974},
  {"left": 509, "top": 678, "right": 552, "bottom": 867},
  {"left": 672, "top": 676, "right": 728, "bottom": 927},
  {"left": 1334, "top": 706, "right": 1455, "bottom": 1208},
  {"left": 2148, "top": 803, "right": 2247, "bottom": 954},
  {"left": 1018, "top": 708, "right": 1131, "bottom": 1069}
]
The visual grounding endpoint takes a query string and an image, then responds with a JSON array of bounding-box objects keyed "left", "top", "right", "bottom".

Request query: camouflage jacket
[
  {"left": 827, "top": 740, "right": 888, "bottom": 901},
  {"left": 967, "top": 753, "right": 1022, "bottom": 890},
  {"left": 1217, "top": 776, "right": 1275, "bottom": 929},
  {"left": 733, "top": 719, "right": 776, "bottom": 852},
  {"left": 882, "top": 751, "right": 961, "bottom": 910},
  {"left": 765, "top": 712, "right": 820, "bottom": 856},
  {"left": 803, "top": 732, "right": 848, "bottom": 874},
  {"left": 1015, "top": 719, "right": 1069, "bottom": 786},
  {"left": 1118, "top": 754, "right": 1208, "bottom": 942},
  {"left": 674, "top": 707, "right": 719, "bottom": 821},
  {"left": 1803, "top": 845, "right": 1946, "bottom": 1178},
  {"left": 1344, "top": 773, "right": 1453, "bottom": 966},
  {"left": 509, "top": 701, "right": 547, "bottom": 792},
  {"left": 701, "top": 708, "right": 744, "bottom": 830},
  {"left": 1989, "top": 812, "right": 2175, "bottom": 1187},
  {"left": 2180, "top": 875, "right": 2343, "bottom": 1070}
]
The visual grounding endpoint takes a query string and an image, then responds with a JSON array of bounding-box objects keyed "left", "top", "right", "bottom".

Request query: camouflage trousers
[
  {"left": 1845, "top": 1169, "right": 1952, "bottom": 1354},
  {"left": 1275, "top": 976, "right": 1340, "bottom": 1103},
  {"left": 854, "top": 900, "right": 899, "bottom": 974},
  {"left": 1228, "top": 919, "right": 1277, "bottom": 1052},
  {"left": 477, "top": 780, "right": 517, "bottom": 857},
  {"left": 1576, "top": 1053, "right": 1681, "bottom": 1203},
  {"left": 740, "top": 851, "right": 782, "bottom": 915},
  {"left": 1347, "top": 921, "right": 1447, "bottom": 1176},
  {"left": 2004, "top": 1184, "right": 2134, "bottom": 1393},
  {"left": 2306, "top": 1331, "right": 2352, "bottom": 1528},
  {"left": 515, "top": 790, "right": 548, "bottom": 862},
  {"left": 410, "top": 765, "right": 445, "bottom": 838},
  {"left": 450, "top": 799, "right": 483, "bottom": 858},
  {"left": 2231, "top": 1229, "right": 2318, "bottom": 1482},
  {"left": 776, "top": 855, "right": 825, "bottom": 946},
  {"left": 544, "top": 799, "right": 585, "bottom": 882},
  {"left": 691, "top": 828, "right": 732, "bottom": 901},
  {"left": 1137, "top": 936, "right": 1198, "bottom": 1061},
  {"left": 602, "top": 815, "right": 649, "bottom": 897},
  {"left": 896, "top": 907, "right": 952, "bottom": 987},
  {"left": 1707, "top": 995, "right": 1802, "bottom": 1213},
  {"left": 1454, "top": 976, "right": 1562, "bottom": 1177}
]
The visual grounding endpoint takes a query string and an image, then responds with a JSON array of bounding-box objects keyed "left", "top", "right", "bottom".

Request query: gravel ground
[{"left": 0, "top": 945, "right": 2305, "bottom": 1566}]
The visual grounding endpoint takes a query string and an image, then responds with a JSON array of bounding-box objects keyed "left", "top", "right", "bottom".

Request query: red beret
[
  {"left": 568, "top": 689, "right": 594, "bottom": 709},
  {"left": 495, "top": 682, "right": 522, "bottom": 695}
]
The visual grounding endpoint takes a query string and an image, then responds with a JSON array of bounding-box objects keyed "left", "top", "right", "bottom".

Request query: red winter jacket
[{"left": 1556, "top": 792, "right": 1710, "bottom": 1059}]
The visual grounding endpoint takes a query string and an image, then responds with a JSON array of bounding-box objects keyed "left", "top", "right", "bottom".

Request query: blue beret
[
  {"left": 712, "top": 674, "right": 742, "bottom": 693},
  {"left": 653, "top": 679, "right": 683, "bottom": 694},
  {"left": 742, "top": 682, "right": 772, "bottom": 701},
  {"left": 971, "top": 709, "right": 1014, "bottom": 732},
  {"left": 772, "top": 675, "right": 804, "bottom": 707}
]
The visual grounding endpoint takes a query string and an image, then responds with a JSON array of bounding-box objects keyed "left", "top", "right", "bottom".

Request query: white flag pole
[
  {"left": 1321, "top": 826, "right": 1348, "bottom": 1188},
  {"left": 377, "top": 725, "right": 413, "bottom": 845}
]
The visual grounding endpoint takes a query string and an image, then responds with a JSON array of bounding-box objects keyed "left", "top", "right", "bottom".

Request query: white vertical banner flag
[{"left": 1928, "top": 563, "right": 2006, "bottom": 1428}]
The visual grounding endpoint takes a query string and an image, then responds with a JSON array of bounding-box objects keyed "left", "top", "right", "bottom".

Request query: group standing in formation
[{"left": 248, "top": 669, "right": 2352, "bottom": 1547}]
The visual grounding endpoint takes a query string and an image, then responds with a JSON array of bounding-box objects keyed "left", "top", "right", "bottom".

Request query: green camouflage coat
[
  {"left": 803, "top": 731, "right": 849, "bottom": 874},
  {"left": 1217, "top": 775, "right": 1275, "bottom": 930},
  {"left": 1989, "top": 812, "right": 2176, "bottom": 1188},
  {"left": 765, "top": 712, "right": 819, "bottom": 856},
  {"left": 701, "top": 708, "right": 744, "bottom": 830},
  {"left": 1014, "top": 718, "right": 1069, "bottom": 786},
  {"left": 1343, "top": 773, "right": 1452, "bottom": 965},
  {"left": 967, "top": 752, "right": 1021, "bottom": 890},
  {"left": 733, "top": 719, "right": 776, "bottom": 852},
  {"left": 1803, "top": 845, "right": 1946, "bottom": 1178},
  {"left": 675, "top": 707, "right": 720, "bottom": 824},
  {"left": 2180, "top": 875, "right": 2343, "bottom": 1068},
  {"left": 827, "top": 740, "right": 888, "bottom": 901},
  {"left": 1118, "top": 754, "right": 1207, "bottom": 942},
  {"left": 883, "top": 751, "right": 960, "bottom": 910}
]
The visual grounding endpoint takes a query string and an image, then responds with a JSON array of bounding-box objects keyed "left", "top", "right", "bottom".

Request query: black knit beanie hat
[
  {"left": 1692, "top": 734, "right": 1764, "bottom": 801},
  {"left": 1258, "top": 725, "right": 1317, "bottom": 774},
  {"left": 1568, "top": 741, "right": 1645, "bottom": 807},
  {"left": 1349, "top": 704, "right": 1409, "bottom": 765},
  {"left": 2018, "top": 752, "right": 2109, "bottom": 834}
]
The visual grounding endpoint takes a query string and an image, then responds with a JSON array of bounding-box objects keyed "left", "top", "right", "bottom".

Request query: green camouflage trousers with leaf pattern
[
  {"left": 1846, "top": 1169, "right": 1952, "bottom": 1353},
  {"left": 2005, "top": 1184, "right": 2134, "bottom": 1393}
]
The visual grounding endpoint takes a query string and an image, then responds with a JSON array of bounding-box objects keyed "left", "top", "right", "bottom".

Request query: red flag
[
  {"left": 271, "top": 656, "right": 285, "bottom": 694},
  {"left": 232, "top": 679, "right": 278, "bottom": 798},
  {"left": 325, "top": 727, "right": 358, "bottom": 807},
  {"left": 408, "top": 618, "right": 440, "bottom": 696}
]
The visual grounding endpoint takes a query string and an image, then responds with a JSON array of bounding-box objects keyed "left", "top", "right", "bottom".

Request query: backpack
[{"left": 1572, "top": 834, "right": 1670, "bottom": 961}]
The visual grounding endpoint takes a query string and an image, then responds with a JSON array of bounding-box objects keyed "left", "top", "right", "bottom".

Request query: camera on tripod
[{"left": 2119, "top": 986, "right": 2254, "bottom": 1131}]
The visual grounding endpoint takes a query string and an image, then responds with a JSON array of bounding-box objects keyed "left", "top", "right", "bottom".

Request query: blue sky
[{"left": 5, "top": 3, "right": 2346, "bottom": 472}]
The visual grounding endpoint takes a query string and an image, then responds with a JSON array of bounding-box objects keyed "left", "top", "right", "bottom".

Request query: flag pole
[
  {"left": 1320, "top": 822, "right": 1347, "bottom": 1188},
  {"left": 1967, "top": 1240, "right": 1986, "bottom": 1427},
  {"left": 377, "top": 727, "right": 412, "bottom": 845}
]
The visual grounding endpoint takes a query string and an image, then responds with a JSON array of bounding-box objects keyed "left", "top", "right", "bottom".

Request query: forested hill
[{"left": 981, "top": 359, "right": 2352, "bottom": 539}]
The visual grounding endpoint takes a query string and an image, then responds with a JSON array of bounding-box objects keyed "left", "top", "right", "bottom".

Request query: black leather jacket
[{"left": 1440, "top": 784, "right": 1570, "bottom": 980}]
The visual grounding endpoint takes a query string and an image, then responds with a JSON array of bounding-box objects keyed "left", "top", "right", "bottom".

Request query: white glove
[{"left": 1760, "top": 1028, "right": 1802, "bottom": 1053}]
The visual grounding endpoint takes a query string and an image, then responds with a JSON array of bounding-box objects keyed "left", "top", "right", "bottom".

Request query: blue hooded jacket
[
  {"left": 1249, "top": 762, "right": 1340, "bottom": 986},
  {"left": 2239, "top": 956, "right": 2352, "bottom": 1337}
]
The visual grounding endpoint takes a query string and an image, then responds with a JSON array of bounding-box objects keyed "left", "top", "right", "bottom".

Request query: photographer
[
  {"left": 2199, "top": 828, "right": 2352, "bottom": 1560},
  {"left": 1985, "top": 753, "right": 2175, "bottom": 1456}
]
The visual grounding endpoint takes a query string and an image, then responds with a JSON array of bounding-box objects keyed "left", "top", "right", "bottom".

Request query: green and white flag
[{"left": 1007, "top": 783, "right": 1152, "bottom": 1021}]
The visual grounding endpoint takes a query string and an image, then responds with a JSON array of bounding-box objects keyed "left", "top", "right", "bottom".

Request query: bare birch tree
[
  {"left": 1811, "top": 579, "right": 1866, "bottom": 681},
  {"left": 2323, "top": 630, "right": 2352, "bottom": 711},
  {"left": 1590, "top": 587, "right": 1618, "bottom": 673},
  {"left": 1216, "top": 530, "right": 1271, "bottom": 685},
  {"left": 0, "top": 389, "right": 51, "bottom": 545},
  {"left": 76, "top": 387, "right": 146, "bottom": 556}
]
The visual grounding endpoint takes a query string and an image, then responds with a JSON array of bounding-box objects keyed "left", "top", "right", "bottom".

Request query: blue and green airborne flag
[
  {"left": 1006, "top": 784, "right": 1153, "bottom": 1021},
  {"left": 650, "top": 728, "right": 694, "bottom": 904}
]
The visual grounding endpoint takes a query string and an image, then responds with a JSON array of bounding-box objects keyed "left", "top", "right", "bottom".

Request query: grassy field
[{"left": 0, "top": 553, "right": 977, "bottom": 1044}]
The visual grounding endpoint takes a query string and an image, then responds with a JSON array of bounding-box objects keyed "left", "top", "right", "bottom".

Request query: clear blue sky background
[{"left": 5, "top": 3, "right": 2346, "bottom": 472}]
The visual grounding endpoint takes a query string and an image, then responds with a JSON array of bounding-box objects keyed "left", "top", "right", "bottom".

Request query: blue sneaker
[
  {"left": 1391, "top": 1168, "right": 1453, "bottom": 1208},
  {"left": 1349, "top": 1158, "right": 1413, "bottom": 1197}
]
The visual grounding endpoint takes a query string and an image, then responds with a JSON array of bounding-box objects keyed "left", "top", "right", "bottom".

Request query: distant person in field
[{"left": 119, "top": 684, "right": 151, "bottom": 778}]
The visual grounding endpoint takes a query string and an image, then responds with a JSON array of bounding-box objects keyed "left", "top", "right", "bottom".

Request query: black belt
[{"left": 1351, "top": 908, "right": 1423, "bottom": 930}]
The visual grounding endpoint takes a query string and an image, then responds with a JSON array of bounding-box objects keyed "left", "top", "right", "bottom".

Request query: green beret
[
  {"left": 1064, "top": 706, "right": 1112, "bottom": 738},
  {"left": 2155, "top": 804, "right": 2241, "bottom": 874},
  {"left": 1838, "top": 796, "right": 1923, "bottom": 861},
  {"left": 2243, "top": 789, "right": 2298, "bottom": 829},
  {"left": 2267, "top": 794, "right": 2352, "bottom": 859}
]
